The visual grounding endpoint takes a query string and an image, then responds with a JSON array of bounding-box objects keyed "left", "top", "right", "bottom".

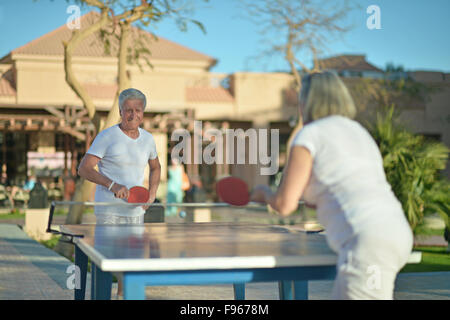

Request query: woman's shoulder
[
  {"left": 312, "top": 115, "right": 348, "bottom": 125},
  {"left": 296, "top": 116, "right": 363, "bottom": 142},
  {"left": 309, "top": 115, "right": 363, "bottom": 131}
]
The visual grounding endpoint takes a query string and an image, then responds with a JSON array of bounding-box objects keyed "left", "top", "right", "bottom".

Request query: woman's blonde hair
[{"left": 299, "top": 71, "right": 356, "bottom": 123}]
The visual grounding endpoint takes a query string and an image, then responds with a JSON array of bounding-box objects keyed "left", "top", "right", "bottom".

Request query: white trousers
[{"left": 331, "top": 219, "right": 413, "bottom": 300}]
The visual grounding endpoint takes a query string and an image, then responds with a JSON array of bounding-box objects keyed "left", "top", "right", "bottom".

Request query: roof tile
[
  {"left": 83, "top": 83, "right": 117, "bottom": 100},
  {"left": 317, "top": 55, "right": 383, "bottom": 73},
  {"left": 0, "top": 68, "right": 16, "bottom": 97},
  {"left": 186, "top": 87, "right": 234, "bottom": 103}
]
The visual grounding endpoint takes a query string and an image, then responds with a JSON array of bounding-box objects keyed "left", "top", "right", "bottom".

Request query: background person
[
  {"left": 62, "top": 169, "right": 76, "bottom": 201},
  {"left": 251, "top": 71, "right": 413, "bottom": 300},
  {"left": 23, "top": 173, "right": 37, "bottom": 191},
  {"left": 166, "top": 157, "right": 184, "bottom": 216},
  {"left": 10, "top": 173, "right": 36, "bottom": 208}
]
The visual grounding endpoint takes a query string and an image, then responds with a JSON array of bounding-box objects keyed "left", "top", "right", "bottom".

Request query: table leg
[
  {"left": 90, "top": 263, "right": 96, "bottom": 299},
  {"left": 293, "top": 281, "right": 308, "bottom": 300},
  {"left": 123, "top": 273, "right": 146, "bottom": 300},
  {"left": 91, "top": 264, "right": 112, "bottom": 300},
  {"left": 233, "top": 283, "right": 245, "bottom": 300},
  {"left": 278, "top": 281, "right": 293, "bottom": 300},
  {"left": 74, "top": 246, "right": 87, "bottom": 300}
]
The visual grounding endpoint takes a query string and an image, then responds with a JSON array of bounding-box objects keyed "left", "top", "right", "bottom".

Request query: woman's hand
[
  {"left": 305, "top": 202, "right": 317, "bottom": 210},
  {"left": 250, "top": 185, "right": 273, "bottom": 203}
]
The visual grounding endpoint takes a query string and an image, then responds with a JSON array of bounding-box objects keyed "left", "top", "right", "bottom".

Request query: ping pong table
[{"left": 60, "top": 222, "right": 338, "bottom": 300}]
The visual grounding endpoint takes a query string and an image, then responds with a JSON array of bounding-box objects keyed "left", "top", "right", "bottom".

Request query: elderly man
[{"left": 78, "top": 88, "right": 161, "bottom": 224}]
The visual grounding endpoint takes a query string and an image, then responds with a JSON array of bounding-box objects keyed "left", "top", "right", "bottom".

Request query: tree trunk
[
  {"left": 285, "top": 33, "right": 304, "bottom": 161},
  {"left": 103, "top": 21, "right": 131, "bottom": 131},
  {"left": 285, "top": 43, "right": 304, "bottom": 160},
  {"left": 64, "top": 10, "right": 110, "bottom": 120}
]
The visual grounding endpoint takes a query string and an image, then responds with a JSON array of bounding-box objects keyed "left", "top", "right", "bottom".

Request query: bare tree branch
[
  {"left": 63, "top": 8, "right": 109, "bottom": 121},
  {"left": 240, "top": 0, "right": 357, "bottom": 158}
]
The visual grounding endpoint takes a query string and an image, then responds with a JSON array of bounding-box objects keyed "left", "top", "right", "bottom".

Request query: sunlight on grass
[
  {"left": 401, "top": 246, "right": 450, "bottom": 273},
  {"left": 39, "top": 235, "right": 61, "bottom": 250}
]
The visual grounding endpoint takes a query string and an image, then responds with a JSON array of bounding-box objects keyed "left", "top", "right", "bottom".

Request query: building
[
  {"left": 0, "top": 12, "right": 298, "bottom": 200},
  {"left": 0, "top": 12, "right": 448, "bottom": 203},
  {"left": 316, "top": 55, "right": 450, "bottom": 177},
  {"left": 316, "top": 54, "right": 385, "bottom": 79}
]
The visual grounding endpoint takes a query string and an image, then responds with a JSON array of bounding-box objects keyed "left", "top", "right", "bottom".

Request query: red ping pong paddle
[
  {"left": 216, "top": 176, "right": 250, "bottom": 206},
  {"left": 128, "top": 186, "right": 150, "bottom": 203}
]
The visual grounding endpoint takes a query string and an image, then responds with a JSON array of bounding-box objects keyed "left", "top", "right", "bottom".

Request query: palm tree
[{"left": 366, "top": 106, "right": 450, "bottom": 233}]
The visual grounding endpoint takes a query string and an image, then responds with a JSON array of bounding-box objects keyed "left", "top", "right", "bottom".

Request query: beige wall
[
  {"left": 189, "top": 102, "right": 235, "bottom": 120},
  {"left": 143, "top": 132, "right": 167, "bottom": 184},
  {"left": 6, "top": 54, "right": 298, "bottom": 124},
  {"left": 230, "top": 72, "right": 297, "bottom": 122},
  {"left": 13, "top": 56, "right": 117, "bottom": 108},
  {"left": 398, "top": 81, "right": 450, "bottom": 177},
  {"left": 132, "top": 71, "right": 189, "bottom": 111}
]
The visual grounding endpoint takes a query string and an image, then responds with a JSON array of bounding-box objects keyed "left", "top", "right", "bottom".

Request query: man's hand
[
  {"left": 111, "top": 183, "right": 129, "bottom": 200},
  {"left": 147, "top": 157, "right": 161, "bottom": 208},
  {"left": 148, "top": 191, "right": 156, "bottom": 204},
  {"left": 142, "top": 191, "right": 156, "bottom": 210}
]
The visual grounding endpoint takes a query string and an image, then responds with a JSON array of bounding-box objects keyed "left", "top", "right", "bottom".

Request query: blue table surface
[{"left": 61, "top": 222, "right": 337, "bottom": 267}]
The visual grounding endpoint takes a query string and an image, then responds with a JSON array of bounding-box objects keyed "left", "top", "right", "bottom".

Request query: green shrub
[{"left": 366, "top": 106, "right": 450, "bottom": 232}]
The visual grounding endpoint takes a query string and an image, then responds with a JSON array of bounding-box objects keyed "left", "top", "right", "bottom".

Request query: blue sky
[{"left": 0, "top": 0, "right": 449, "bottom": 74}]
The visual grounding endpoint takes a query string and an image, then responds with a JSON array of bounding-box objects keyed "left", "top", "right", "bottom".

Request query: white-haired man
[{"left": 78, "top": 88, "right": 161, "bottom": 224}]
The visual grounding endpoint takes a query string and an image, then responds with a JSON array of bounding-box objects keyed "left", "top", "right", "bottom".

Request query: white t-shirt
[
  {"left": 292, "top": 115, "right": 408, "bottom": 252},
  {"left": 87, "top": 124, "right": 158, "bottom": 217}
]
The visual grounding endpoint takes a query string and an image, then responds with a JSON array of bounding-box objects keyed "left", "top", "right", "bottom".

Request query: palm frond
[{"left": 366, "top": 106, "right": 450, "bottom": 231}]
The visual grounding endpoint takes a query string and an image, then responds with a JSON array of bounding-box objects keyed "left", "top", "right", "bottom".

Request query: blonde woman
[{"left": 251, "top": 71, "right": 413, "bottom": 300}]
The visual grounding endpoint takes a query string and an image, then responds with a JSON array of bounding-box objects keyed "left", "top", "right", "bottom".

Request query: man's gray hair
[{"left": 119, "top": 88, "right": 147, "bottom": 111}]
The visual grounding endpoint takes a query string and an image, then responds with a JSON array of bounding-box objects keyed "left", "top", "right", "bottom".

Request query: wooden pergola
[
  {"left": 0, "top": 105, "right": 198, "bottom": 179},
  {"left": 0, "top": 105, "right": 95, "bottom": 179}
]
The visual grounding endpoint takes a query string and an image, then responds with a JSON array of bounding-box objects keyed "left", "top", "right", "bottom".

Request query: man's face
[{"left": 120, "top": 99, "right": 144, "bottom": 130}]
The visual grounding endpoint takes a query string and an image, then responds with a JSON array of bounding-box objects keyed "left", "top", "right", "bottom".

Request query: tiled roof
[
  {"left": 317, "top": 55, "right": 383, "bottom": 73},
  {"left": 186, "top": 87, "right": 234, "bottom": 103},
  {"left": 8, "top": 11, "right": 216, "bottom": 64},
  {"left": 0, "top": 68, "right": 16, "bottom": 97}
]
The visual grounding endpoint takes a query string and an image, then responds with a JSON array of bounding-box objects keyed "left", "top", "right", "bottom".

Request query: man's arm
[
  {"left": 148, "top": 157, "right": 161, "bottom": 203},
  {"left": 78, "top": 154, "right": 129, "bottom": 199}
]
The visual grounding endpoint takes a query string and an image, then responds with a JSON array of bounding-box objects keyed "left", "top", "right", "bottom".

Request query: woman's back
[{"left": 293, "top": 115, "right": 406, "bottom": 250}]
